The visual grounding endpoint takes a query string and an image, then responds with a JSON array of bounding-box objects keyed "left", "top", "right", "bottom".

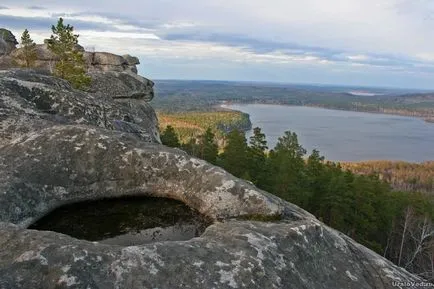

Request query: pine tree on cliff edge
[
  {"left": 20, "top": 29, "right": 37, "bottom": 68},
  {"left": 160, "top": 125, "right": 181, "bottom": 148},
  {"left": 47, "top": 18, "right": 91, "bottom": 90}
]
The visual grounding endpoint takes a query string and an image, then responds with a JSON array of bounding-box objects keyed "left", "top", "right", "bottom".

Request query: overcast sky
[{"left": 1, "top": 0, "right": 434, "bottom": 89}]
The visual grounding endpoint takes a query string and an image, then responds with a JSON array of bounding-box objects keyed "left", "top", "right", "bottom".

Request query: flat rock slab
[{"left": 0, "top": 220, "right": 422, "bottom": 289}]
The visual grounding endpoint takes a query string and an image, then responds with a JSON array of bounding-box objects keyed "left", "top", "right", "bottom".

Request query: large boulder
[
  {"left": 11, "top": 43, "right": 58, "bottom": 61},
  {"left": 0, "top": 69, "right": 425, "bottom": 288},
  {"left": 84, "top": 52, "right": 138, "bottom": 74},
  {"left": 88, "top": 71, "right": 154, "bottom": 101},
  {"left": 123, "top": 54, "right": 140, "bottom": 65},
  {"left": 0, "top": 38, "right": 10, "bottom": 56},
  {"left": 85, "top": 52, "right": 126, "bottom": 67},
  {"left": 0, "top": 28, "right": 18, "bottom": 45},
  {"left": 0, "top": 29, "right": 17, "bottom": 55},
  {"left": 0, "top": 69, "right": 159, "bottom": 146},
  {"left": 9, "top": 43, "right": 59, "bottom": 71},
  {"left": 123, "top": 54, "right": 140, "bottom": 73}
]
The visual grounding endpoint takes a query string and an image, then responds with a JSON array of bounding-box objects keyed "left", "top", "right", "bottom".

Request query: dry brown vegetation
[
  {"left": 341, "top": 161, "right": 434, "bottom": 194},
  {"left": 157, "top": 110, "right": 251, "bottom": 145}
]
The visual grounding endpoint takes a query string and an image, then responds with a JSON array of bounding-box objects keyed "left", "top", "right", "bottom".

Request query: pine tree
[
  {"left": 47, "top": 18, "right": 91, "bottom": 90},
  {"left": 20, "top": 29, "right": 37, "bottom": 68},
  {"left": 269, "top": 131, "right": 308, "bottom": 205},
  {"left": 248, "top": 127, "right": 268, "bottom": 186},
  {"left": 220, "top": 130, "right": 249, "bottom": 179},
  {"left": 274, "top": 131, "right": 306, "bottom": 158},
  {"left": 198, "top": 128, "right": 218, "bottom": 164},
  {"left": 160, "top": 125, "right": 181, "bottom": 148}
]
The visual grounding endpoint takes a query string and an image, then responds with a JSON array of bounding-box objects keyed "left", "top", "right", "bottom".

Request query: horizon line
[{"left": 151, "top": 78, "right": 434, "bottom": 92}]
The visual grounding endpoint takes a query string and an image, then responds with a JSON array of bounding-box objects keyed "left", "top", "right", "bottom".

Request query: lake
[{"left": 225, "top": 104, "right": 434, "bottom": 162}]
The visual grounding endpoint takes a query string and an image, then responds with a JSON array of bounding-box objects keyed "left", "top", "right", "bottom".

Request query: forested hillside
[
  {"left": 157, "top": 110, "right": 251, "bottom": 145},
  {"left": 342, "top": 161, "right": 434, "bottom": 194},
  {"left": 152, "top": 80, "right": 434, "bottom": 122}
]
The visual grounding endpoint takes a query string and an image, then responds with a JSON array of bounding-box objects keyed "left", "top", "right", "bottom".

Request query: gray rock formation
[
  {"left": 123, "top": 54, "right": 140, "bottom": 65},
  {"left": 0, "top": 28, "right": 17, "bottom": 56},
  {"left": 0, "top": 38, "right": 11, "bottom": 56},
  {"left": 7, "top": 45, "right": 153, "bottom": 100},
  {"left": 88, "top": 71, "right": 154, "bottom": 101},
  {"left": 0, "top": 29, "right": 140, "bottom": 74},
  {"left": 9, "top": 43, "right": 59, "bottom": 70},
  {"left": 84, "top": 52, "right": 138, "bottom": 74},
  {"left": 0, "top": 69, "right": 426, "bottom": 288},
  {"left": 6, "top": 44, "right": 139, "bottom": 74},
  {"left": 0, "top": 69, "right": 158, "bottom": 146}
]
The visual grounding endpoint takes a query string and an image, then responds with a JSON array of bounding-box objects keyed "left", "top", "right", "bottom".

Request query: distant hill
[{"left": 152, "top": 80, "right": 434, "bottom": 122}]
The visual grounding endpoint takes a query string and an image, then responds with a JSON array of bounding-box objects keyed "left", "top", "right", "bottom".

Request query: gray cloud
[
  {"left": 27, "top": 6, "right": 46, "bottom": 10},
  {"left": 0, "top": 14, "right": 113, "bottom": 31},
  {"left": 52, "top": 11, "right": 161, "bottom": 31},
  {"left": 1, "top": 1, "right": 434, "bottom": 88},
  {"left": 161, "top": 31, "right": 434, "bottom": 71},
  {"left": 162, "top": 32, "right": 339, "bottom": 55}
]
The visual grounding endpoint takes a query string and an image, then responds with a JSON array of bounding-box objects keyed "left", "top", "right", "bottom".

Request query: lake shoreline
[
  {"left": 220, "top": 103, "right": 434, "bottom": 163},
  {"left": 219, "top": 101, "right": 432, "bottom": 124}
]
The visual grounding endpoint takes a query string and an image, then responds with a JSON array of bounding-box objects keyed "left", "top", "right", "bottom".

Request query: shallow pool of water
[{"left": 28, "top": 196, "right": 212, "bottom": 245}]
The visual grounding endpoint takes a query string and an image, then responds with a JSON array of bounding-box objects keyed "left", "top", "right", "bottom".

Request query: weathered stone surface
[
  {"left": 0, "top": 30, "right": 140, "bottom": 74},
  {"left": 83, "top": 52, "right": 139, "bottom": 74},
  {"left": 8, "top": 44, "right": 58, "bottom": 72},
  {"left": 0, "top": 207, "right": 424, "bottom": 289},
  {"left": 87, "top": 52, "right": 127, "bottom": 66},
  {"left": 0, "top": 28, "right": 17, "bottom": 55},
  {"left": 123, "top": 54, "right": 140, "bottom": 65},
  {"left": 0, "top": 38, "right": 11, "bottom": 56},
  {"left": 11, "top": 44, "right": 58, "bottom": 61},
  {"left": 121, "top": 54, "right": 139, "bottom": 74},
  {"left": 0, "top": 69, "right": 159, "bottom": 146},
  {"left": 0, "top": 28, "right": 18, "bottom": 45},
  {"left": 0, "top": 125, "right": 293, "bottom": 225},
  {"left": 88, "top": 71, "right": 154, "bottom": 101},
  {"left": 7, "top": 45, "right": 139, "bottom": 74},
  {"left": 0, "top": 69, "right": 425, "bottom": 288}
]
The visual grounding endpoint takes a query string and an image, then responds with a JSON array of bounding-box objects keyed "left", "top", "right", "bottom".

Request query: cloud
[
  {"left": 1, "top": 1, "right": 434, "bottom": 88},
  {"left": 162, "top": 32, "right": 339, "bottom": 56},
  {"left": 27, "top": 6, "right": 45, "bottom": 10},
  {"left": 346, "top": 55, "right": 370, "bottom": 61},
  {"left": 79, "top": 30, "right": 159, "bottom": 40},
  {"left": 0, "top": 15, "right": 113, "bottom": 32}
]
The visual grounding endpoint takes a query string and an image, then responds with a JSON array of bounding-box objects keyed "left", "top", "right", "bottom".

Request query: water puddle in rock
[{"left": 28, "top": 196, "right": 212, "bottom": 246}]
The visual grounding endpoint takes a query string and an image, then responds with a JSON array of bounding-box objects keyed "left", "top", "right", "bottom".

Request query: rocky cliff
[
  {"left": 0, "top": 29, "right": 139, "bottom": 75},
  {"left": 0, "top": 29, "right": 427, "bottom": 289},
  {"left": 0, "top": 28, "right": 154, "bottom": 103},
  {"left": 0, "top": 28, "right": 18, "bottom": 56}
]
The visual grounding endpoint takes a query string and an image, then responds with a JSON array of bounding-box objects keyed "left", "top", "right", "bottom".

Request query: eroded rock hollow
[{"left": 28, "top": 196, "right": 212, "bottom": 246}]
